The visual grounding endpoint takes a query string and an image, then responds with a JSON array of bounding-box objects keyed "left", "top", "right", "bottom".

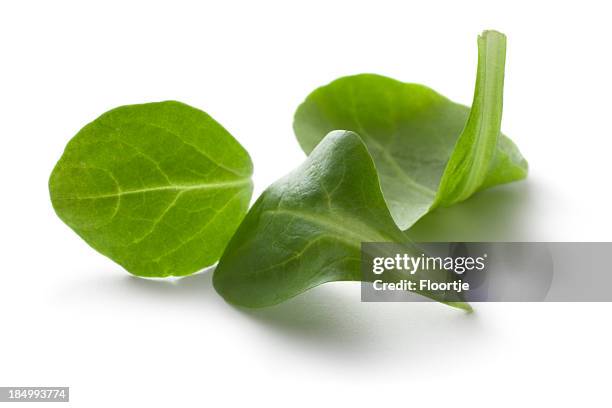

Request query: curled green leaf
[
  {"left": 49, "top": 101, "right": 253, "bottom": 277},
  {"left": 293, "top": 30, "right": 527, "bottom": 230},
  {"left": 213, "top": 130, "right": 470, "bottom": 311}
]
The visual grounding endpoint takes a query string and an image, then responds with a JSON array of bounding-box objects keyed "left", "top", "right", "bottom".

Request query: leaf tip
[
  {"left": 480, "top": 29, "right": 507, "bottom": 41},
  {"left": 447, "top": 301, "right": 474, "bottom": 313}
]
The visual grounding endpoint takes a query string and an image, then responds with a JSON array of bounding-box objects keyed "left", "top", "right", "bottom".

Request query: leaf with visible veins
[
  {"left": 293, "top": 30, "right": 527, "bottom": 230},
  {"left": 49, "top": 101, "right": 253, "bottom": 277},
  {"left": 213, "top": 130, "right": 471, "bottom": 311}
]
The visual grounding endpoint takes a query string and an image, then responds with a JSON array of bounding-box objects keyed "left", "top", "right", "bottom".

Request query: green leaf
[
  {"left": 293, "top": 30, "right": 527, "bottom": 230},
  {"left": 49, "top": 101, "right": 253, "bottom": 277},
  {"left": 213, "top": 130, "right": 471, "bottom": 311}
]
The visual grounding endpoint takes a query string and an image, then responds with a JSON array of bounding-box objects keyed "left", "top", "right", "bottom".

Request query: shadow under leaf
[{"left": 407, "top": 180, "right": 533, "bottom": 242}]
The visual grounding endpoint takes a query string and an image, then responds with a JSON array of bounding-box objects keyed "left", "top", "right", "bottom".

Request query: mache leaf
[
  {"left": 293, "top": 30, "right": 527, "bottom": 230},
  {"left": 213, "top": 130, "right": 470, "bottom": 311},
  {"left": 49, "top": 101, "right": 253, "bottom": 277}
]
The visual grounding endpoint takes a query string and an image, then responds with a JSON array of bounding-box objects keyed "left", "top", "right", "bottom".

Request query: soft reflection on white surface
[{"left": 66, "top": 268, "right": 483, "bottom": 370}]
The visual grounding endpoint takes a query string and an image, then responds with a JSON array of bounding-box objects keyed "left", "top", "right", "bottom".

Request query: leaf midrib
[
  {"left": 266, "top": 207, "right": 395, "bottom": 248},
  {"left": 344, "top": 83, "right": 437, "bottom": 199},
  {"left": 57, "top": 179, "right": 251, "bottom": 200}
]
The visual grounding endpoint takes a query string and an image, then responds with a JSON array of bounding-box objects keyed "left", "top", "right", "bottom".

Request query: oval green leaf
[
  {"left": 49, "top": 101, "right": 253, "bottom": 277},
  {"left": 293, "top": 30, "right": 527, "bottom": 230}
]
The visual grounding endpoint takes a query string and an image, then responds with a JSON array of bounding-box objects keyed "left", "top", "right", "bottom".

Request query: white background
[{"left": 1, "top": 1, "right": 611, "bottom": 406}]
